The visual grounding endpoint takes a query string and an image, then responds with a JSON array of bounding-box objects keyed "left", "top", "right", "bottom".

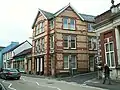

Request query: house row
[{"left": 0, "top": 41, "right": 32, "bottom": 74}]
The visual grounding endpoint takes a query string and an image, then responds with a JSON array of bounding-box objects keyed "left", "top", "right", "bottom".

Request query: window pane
[
  {"left": 106, "top": 53, "right": 110, "bottom": 67},
  {"left": 63, "top": 36, "right": 68, "bottom": 48},
  {"left": 64, "top": 55, "right": 68, "bottom": 68},
  {"left": 50, "top": 20, "right": 54, "bottom": 29},
  {"left": 71, "top": 36, "right": 76, "bottom": 48},
  {"left": 110, "top": 43, "right": 113, "bottom": 51},
  {"left": 106, "top": 44, "right": 109, "bottom": 52},
  {"left": 71, "top": 55, "right": 76, "bottom": 68},
  {"left": 63, "top": 18, "right": 68, "bottom": 29},
  {"left": 111, "top": 52, "right": 115, "bottom": 67},
  {"left": 88, "top": 23, "right": 93, "bottom": 32},
  {"left": 70, "top": 19, "right": 75, "bottom": 30},
  {"left": 50, "top": 35, "right": 54, "bottom": 48}
]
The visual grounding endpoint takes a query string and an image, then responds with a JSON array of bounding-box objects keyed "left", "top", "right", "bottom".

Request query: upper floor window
[
  {"left": 50, "top": 20, "right": 54, "bottom": 29},
  {"left": 88, "top": 37, "right": 97, "bottom": 50},
  {"left": 50, "top": 35, "right": 54, "bottom": 49},
  {"left": 63, "top": 17, "right": 75, "bottom": 30},
  {"left": 35, "top": 25, "right": 39, "bottom": 35},
  {"left": 63, "top": 35, "right": 76, "bottom": 49},
  {"left": 35, "top": 22, "right": 44, "bottom": 35},
  {"left": 39, "top": 22, "right": 44, "bottom": 33},
  {"left": 41, "top": 38, "right": 44, "bottom": 52},
  {"left": 63, "top": 17, "right": 68, "bottom": 29},
  {"left": 70, "top": 19, "right": 75, "bottom": 30},
  {"left": 88, "top": 23, "right": 94, "bottom": 32},
  {"left": 63, "top": 36, "right": 69, "bottom": 49}
]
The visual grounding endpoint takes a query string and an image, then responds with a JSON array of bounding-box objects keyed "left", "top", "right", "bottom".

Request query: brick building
[{"left": 31, "top": 4, "right": 97, "bottom": 76}]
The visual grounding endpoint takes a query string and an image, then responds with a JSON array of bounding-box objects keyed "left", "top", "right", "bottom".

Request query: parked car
[
  {"left": 17, "top": 69, "right": 26, "bottom": 74},
  {"left": 0, "top": 68, "right": 21, "bottom": 80}
]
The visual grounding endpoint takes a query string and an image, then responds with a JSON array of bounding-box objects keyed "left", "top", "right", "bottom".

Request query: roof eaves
[
  {"left": 39, "top": 9, "right": 48, "bottom": 19},
  {"left": 32, "top": 11, "right": 40, "bottom": 29}
]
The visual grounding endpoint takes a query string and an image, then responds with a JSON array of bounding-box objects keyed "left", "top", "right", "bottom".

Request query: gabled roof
[
  {"left": 79, "top": 13, "right": 95, "bottom": 23},
  {"left": 54, "top": 3, "right": 84, "bottom": 21},
  {"left": 14, "top": 48, "right": 32, "bottom": 58},
  {"left": 40, "top": 9, "right": 54, "bottom": 19},
  {"left": 5, "top": 40, "right": 32, "bottom": 53},
  {"left": 32, "top": 3, "right": 95, "bottom": 29},
  {"left": 32, "top": 9, "right": 54, "bottom": 29}
]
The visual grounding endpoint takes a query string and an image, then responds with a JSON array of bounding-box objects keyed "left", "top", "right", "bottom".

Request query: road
[{"left": 0, "top": 75, "right": 107, "bottom": 90}]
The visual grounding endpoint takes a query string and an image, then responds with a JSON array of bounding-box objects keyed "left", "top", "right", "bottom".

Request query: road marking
[
  {"left": 2, "top": 80, "right": 17, "bottom": 90},
  {"left": 0, "top": 83, "right": 6, "bottom": 90},
  {"left": 8, "top": 83, "right": 16, "bottom": 90},
  {"left": 2, "top": 80, "right": 5, "bottom": 83},
  {"left": 36, "top": 82, "right": 61, "bottom": 90},
  {"left": 36, "top": 82, "right": 39, "bottom": 85}
]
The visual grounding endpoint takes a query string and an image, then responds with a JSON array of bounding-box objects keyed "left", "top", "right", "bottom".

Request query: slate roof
[
  {"left": 32, "top": 4, "right": 95, "bottom": 28},
  {"left": 40, "top": 9, "right": 54, "bottom": 19},
  {"left": 5, "top": 40, "right": 32, "bottom": 53},
  {"left": 14, "top": 48, "right": 32, "bottom": 58},
  {"left": 79, "top": 13, "right": 95, "bottom": 23}
]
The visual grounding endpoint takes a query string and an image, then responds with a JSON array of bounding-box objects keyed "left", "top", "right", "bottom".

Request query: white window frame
[
  {"left": 104, "top": 41, "right": 115, "bottom": 68},
  {"left": 35, "top": 25, "right": 39, "bottom": 35},
  {"left": 50, "top": 35, "right": 54, "bottom": 49},
  {"left": 64, "top": 55, "right": 69, "bottom": 69},
  {"left": 63, "top": 17, "right": 69, "bottom": 29},
  {"left": 70, "top": 36, "right": 76, "bottom": 49},
  {"left": 64, "top": 55, "right": 77, "bottom": 69},
  {"left": 50, "top": 20, "right": 54, "bottom": 29},
  {"left": 63, "top": 36, "right": 69, "bottom": 49},
  {"left": 70, "top": 19, "right": 75, "bottom": 30},
  {"left": 39, "top": 22, "right": 44, "bottom": 33}
]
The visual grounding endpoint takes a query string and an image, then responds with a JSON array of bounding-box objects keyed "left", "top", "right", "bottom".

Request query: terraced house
[{"left": 31, "top": 4, "right": 97, "bottom": 76}]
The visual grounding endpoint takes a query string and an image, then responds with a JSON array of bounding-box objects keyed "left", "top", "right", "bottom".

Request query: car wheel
[
  {"left": 4, "top": 76, "right": 7, "bottom": 80},
  {"left": 17, "top": 77, "right": 20, "bottom": 80}
]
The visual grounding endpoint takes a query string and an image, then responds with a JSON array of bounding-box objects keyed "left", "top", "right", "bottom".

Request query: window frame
[
  {"left": 70, "top": 19, "right": 75, "bottom": 30},
  {"left": 50, "top": 20, "right": 54, "bottom": 30},
  {"left": 64, "top": 55, "right": 77, "bottom": 69},
  {"left": 63, "top": 17, "right": 69, "bottom": 29},
  {"left": 104, "top": 41, "right": 115, "bottom": 68},
  {"left": 70, "top": 36, "right": 76, "bottom": 49},
  {"left": 50, "top": 35, "right": 54, "bottom": 49},
  {"left": 63, "top": 35, "right": 69, "bottom": 49},
  {"left": 63, "top": 55, "right": 69, "bottom": 69}
]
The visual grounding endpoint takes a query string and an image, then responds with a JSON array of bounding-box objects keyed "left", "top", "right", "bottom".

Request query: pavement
[{"left": 84, "top": 78, "right": 120, "bottom": 90}]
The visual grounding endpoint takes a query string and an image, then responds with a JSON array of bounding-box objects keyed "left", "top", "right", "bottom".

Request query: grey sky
[{"left": 0, "top": 0, "right": 119, "bottom": 47}]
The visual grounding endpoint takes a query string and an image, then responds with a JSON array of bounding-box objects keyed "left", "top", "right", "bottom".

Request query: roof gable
[
  {"left": 54, "top": 3, "right": 84, "bottom": 21},
  {"left": 32, "top": 9, "right": 54, "bottom": 29}
]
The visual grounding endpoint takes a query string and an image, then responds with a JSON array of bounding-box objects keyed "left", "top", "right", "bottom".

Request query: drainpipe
[{"left": 46, "top": 20, "right": 50, "bottom": 76}]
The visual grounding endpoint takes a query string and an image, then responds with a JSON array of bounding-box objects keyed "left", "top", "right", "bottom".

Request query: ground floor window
[
  {"left": 105, "top": 41, "right": 115, "bottom": 67},
  {"left": 63, "top": 55, "right": 77, "bottom": 69}
]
